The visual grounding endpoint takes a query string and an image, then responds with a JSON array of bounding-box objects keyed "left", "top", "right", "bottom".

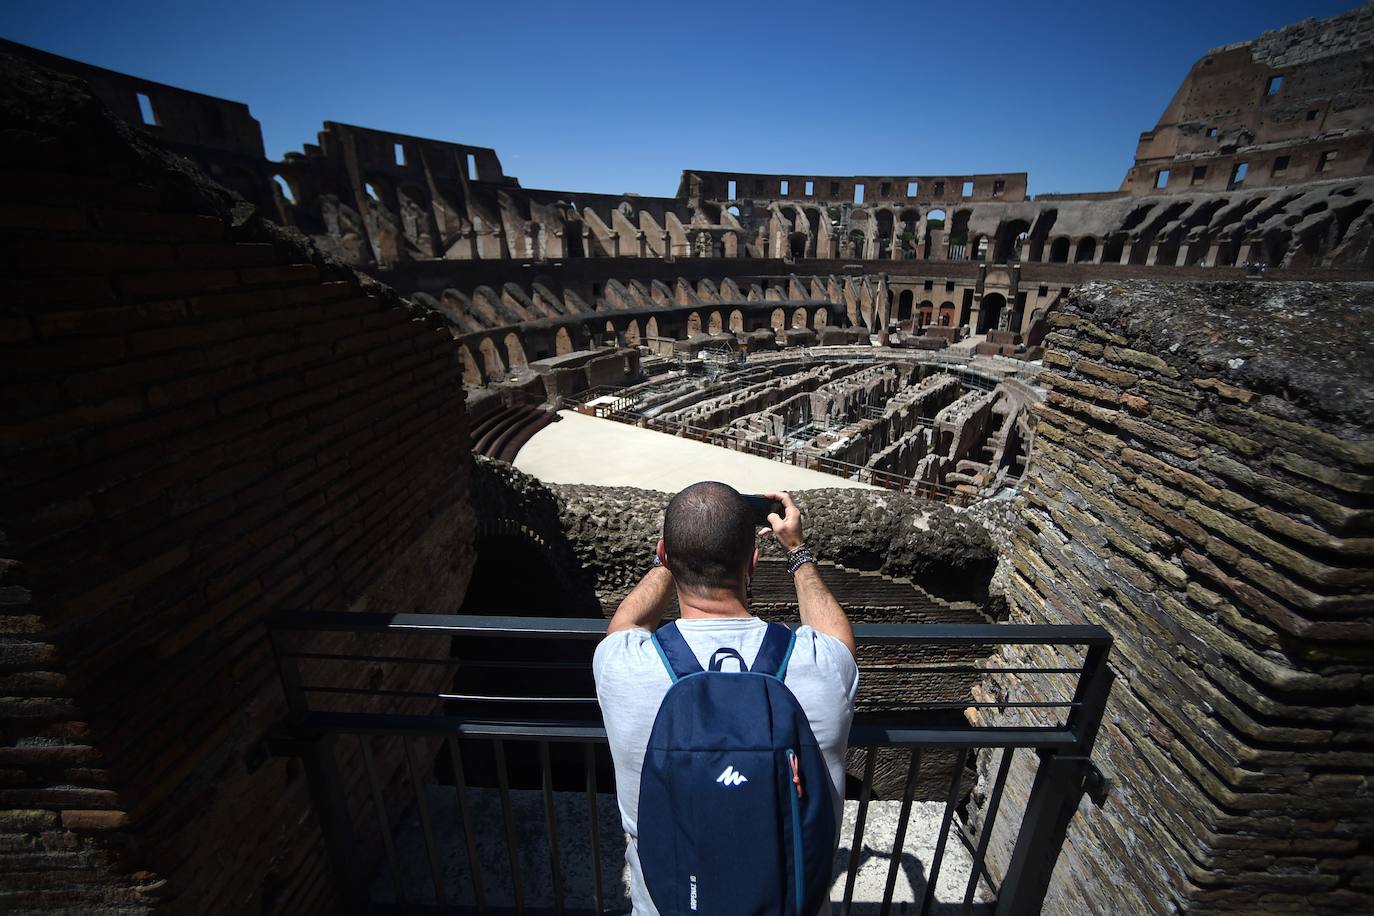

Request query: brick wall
[
  {"left": 0, "top": 58, "right": 475, "bottom": 913},
  {"left": 975, "top": 281, "right": 1373, "bottom": 913}
]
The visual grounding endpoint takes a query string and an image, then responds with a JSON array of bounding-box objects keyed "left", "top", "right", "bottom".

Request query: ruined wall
[
  {"left": 1123, "top": 4, "right": 1374, "bottom": 195},
  {"left": 0, "top": 59, "right": 475, "bottom": 914},
  {"left": 976, "top": 280, "right": 1373, "bottom": 913}
]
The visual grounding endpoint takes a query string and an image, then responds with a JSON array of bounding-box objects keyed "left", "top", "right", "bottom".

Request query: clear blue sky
[{"left": 0, "top": 0, "right": 1356, "bottom": 197}]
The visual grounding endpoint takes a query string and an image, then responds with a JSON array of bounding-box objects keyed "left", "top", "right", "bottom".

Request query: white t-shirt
[{"left": 593, "top": 617, "right": 859, "bottom": 915}]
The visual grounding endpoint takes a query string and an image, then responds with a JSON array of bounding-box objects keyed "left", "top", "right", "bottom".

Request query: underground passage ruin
[{"left": 1, "top": 4, "right": 1373, "bottom": 914}]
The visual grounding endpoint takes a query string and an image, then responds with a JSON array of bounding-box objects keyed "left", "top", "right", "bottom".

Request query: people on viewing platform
[{"left": 594, "top": 483, "right": 857, "bottom": 914}]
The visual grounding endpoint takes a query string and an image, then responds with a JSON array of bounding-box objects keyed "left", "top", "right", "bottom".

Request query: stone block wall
[
  {"left": 976, "top": 281, "right": 1373, "bottom": 913},
  {"left": 0, "top": 59, "right": 475, "bottom": 913}
]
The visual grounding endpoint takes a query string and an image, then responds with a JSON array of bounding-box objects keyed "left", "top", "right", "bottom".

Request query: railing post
[
  {"left": 269, "top": 629, "right": 366, "bottom": 915},
  {"left": 994, "top": 644, "right": 1113, "bottom": 915}
]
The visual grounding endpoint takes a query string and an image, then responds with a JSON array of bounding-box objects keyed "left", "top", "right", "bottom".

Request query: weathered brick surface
[
  {"left": 973, "top": 281, "right": 1374, "bottom": 914},
  {"left": 1, "top": 58, "right": 475, "bottom": 913}
]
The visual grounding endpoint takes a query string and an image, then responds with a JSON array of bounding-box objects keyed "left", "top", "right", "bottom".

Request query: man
[{"left": 593, "top": 482, "right": 858, "bottom": 914}]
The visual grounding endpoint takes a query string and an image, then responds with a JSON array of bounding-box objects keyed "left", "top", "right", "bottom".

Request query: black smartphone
[{"left": 743, "top": 495, "right": 784, "bottom": 528}]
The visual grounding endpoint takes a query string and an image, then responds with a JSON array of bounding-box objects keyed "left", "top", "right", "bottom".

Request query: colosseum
[{"left": 1, "top": 3, "right": 1371, "bottom": 914}]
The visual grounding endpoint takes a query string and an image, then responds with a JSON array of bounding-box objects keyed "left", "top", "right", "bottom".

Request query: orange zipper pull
[{"left": 789, "top": 752, "right": 803, "bottom": 798}]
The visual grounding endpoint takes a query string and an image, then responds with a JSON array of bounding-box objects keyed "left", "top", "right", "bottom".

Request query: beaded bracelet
[{"left": 786, "top": 545, "right": 816, "bottom": 575}]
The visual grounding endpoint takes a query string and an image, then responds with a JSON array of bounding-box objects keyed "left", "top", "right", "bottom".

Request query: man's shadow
[{"left": 829, "top": 840, "right": 995, "bottom": 915}]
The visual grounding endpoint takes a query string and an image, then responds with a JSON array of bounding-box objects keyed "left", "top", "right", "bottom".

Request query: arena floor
[{"left": 515, "top": 410, "right": 883, "bottom": 493}]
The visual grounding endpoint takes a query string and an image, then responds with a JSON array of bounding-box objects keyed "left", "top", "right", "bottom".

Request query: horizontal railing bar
[
  {"left": 290, "top": 654, "right": 1083, "bottom": 676},
  {"left": 292, "top": 653, "right": 592, "bottom": 672},
  {"left": 299, "top": 684, "right": 1074, "bottom": 710},
  {"left": 269, "top": 612, "right": 1111, "bottom": 646},
  {"left": 866, "top": 666, "right": 1085, "bottom": 675},
  {"left": 286, "top": 652, "right": 462, "bottom": 666},
  {"left": 298, "top": 711, "right": 1079, "bottom": 750},
  {"left": 847, "top": 724, "right": 1078, "bottom": 750},
  {"left": 299, "top": 685, "right": 599, "bottom": 703}
]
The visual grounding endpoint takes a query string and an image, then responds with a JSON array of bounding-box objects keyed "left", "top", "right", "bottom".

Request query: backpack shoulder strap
[
  {"left": 650, "top": 621, "right": 703, "bottom": 683},
  {"left": 751, "top": 622, "right": 797, "bottom": 681}
]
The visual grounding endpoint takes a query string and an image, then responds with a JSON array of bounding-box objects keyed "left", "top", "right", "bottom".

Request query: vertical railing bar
[
  {"left": 446, "top": 738, "right": 487, "bottom": 913},
  {"left": 961, "top": 748, "right": 1014, "bottom": 913},
  {"left": 404, "top": 736, "right": 447, "bottom": 911},
  {"left": 879, "top": 747, "right": 923, "bottom": 916},
  {"left": 539, "top": 741, "right": 565, "bottom": 915},
  {"left": 493, "top": 739, "right": 525, "bottom": 914},
  {"left": 918, "top": 748, "right": 970, "bottom": 916},
  {"left": 584, "top": 743, "right": 605, "bottom": 914},
  {"left": 840, "top": 746, "right": 877, "bottom": 915},
  {"left": 360, "top": 737, "right": 408, "bottom": 907}
]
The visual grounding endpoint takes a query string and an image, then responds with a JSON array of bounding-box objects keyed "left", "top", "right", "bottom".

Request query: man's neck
[{"left": 677, "top": 588, "right": 752, "bottom": 620}]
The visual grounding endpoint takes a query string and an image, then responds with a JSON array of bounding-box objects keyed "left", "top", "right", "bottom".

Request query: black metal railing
[{"left": 269, "top": 614, "right": 1112, "bottom": 915}]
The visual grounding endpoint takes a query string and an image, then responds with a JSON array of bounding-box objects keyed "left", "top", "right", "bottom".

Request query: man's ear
[
  {"left": 657, "top": 538, "right": 668, "bottom": 567},
  {"left": 749, "top": 546, "right": 759, "bottom": 576}
]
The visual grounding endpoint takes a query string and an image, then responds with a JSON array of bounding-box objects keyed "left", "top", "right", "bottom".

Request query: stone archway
[
  {"left": 771, "top": 308, "right": 786, "bottom": 331},
  {"left": 977, "top": 293, "right": 1006, "bottom": 334},
  {"left": 729, "top": 309, "right": 744, "bottom": 333},
  {"left": 687, "top": 311, "right": 702, "bottom": 335},
  {"left": 792, "top": 308, "right": 807, "bottom": 329},
  {"left": 555, "top": 327, "right": 574, "bottom": 355},
  {"left": 708, "top": 311, "right": 724, "bottom": 333}
]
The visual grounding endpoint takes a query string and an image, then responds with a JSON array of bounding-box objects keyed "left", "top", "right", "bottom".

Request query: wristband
[{"left": 786, "top": 545, "right": 815, "bottom": 575}]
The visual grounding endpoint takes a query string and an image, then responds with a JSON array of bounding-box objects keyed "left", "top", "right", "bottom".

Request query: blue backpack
[{"left": 638, "top": 621, "right": 836, "bottom": 915}]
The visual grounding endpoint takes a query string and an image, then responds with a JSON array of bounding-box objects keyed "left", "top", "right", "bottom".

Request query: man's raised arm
[
  {"left": 606, "top": 539, "right": 675, "bottom": 634},
  {"left": 762, "top": 492, "right": 857, "bottom": 658}
]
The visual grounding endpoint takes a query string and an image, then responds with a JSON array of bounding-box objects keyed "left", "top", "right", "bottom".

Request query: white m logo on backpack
[{"left": 715, "top": 765, "right": 748, "bottom": 787}]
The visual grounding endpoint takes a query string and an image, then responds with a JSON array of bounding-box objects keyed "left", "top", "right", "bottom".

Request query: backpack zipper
[{"left": 785, "top": 748, "right": 804, "bottom": 908}]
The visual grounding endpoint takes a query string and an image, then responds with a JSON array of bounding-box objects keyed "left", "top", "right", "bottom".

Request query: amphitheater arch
[
  {"left": 791, "top": 307, "right": 807, "bottom": 329},
  {"left": 924, "top": 208, "right": 946, "bottom": 258},
  {"left": 1048, "top": 237, "right": 1070, "bottom": 263},
  {"left": 995, "top": 219, "right": 1032, "bottom": 262},
  {"left": 1102, "top": 233, "right": 1128, "bottom": 264},
  {"left": 646, "top": 316, "right": 659, "bottom": 338},
  {"left": 687, "top": 311, "right": 702, "bottom": 335},
  {"left": 478, "top": 337, "right": 505, "bottom": 378},
  {"left": 624, "top": 321, "right": 641, "bottom": 346},
  {"left": 977, "top": 293, "right": 1006, "bottom": 334},
  {"left": 708, "top": 311, "right": 724, "bottom": 333},
  {"left": 729, "top": 309, "right": 744, "bottom": 333},
  {"left": 555, "top": 327, "right": 574, "bottom": 355},
  {"left": 605, "top": 320, "right": 619, "bottom": 345},
  {"left": 811, "top": 309, "right": 828, "bottom": 329},
  {"left": 897, "top": 289, "right": 915, "bottom": 322},
  {"left": 771, "top": 308, "right": 786, "bottom": 331},
  {"left": 938, "top": 301, "right": 956, "bottom": 326},
  {"left": 1074, "top": 237, "right": 1098, "bottom": 263},
  {"left": 918, "top": 300, "right": 934, "bottom": 326},
  {"left": 503, "top": 332, "right": 528, "bottom": 369},
  {"left": 971, "top": 234, "right": 989, "bottom": 262}
]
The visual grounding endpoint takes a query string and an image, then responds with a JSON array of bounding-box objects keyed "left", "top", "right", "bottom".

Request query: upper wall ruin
[
  {"left": 3, "top": 5, "right": 1372, "bottom": 274},
  {"left": 1121, "top": 3, "right": 1374, "bottom": 196}
]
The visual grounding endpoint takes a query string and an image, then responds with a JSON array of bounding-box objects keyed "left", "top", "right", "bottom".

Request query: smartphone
[{"left": 743, "top": 495, "right": 784, "bottom": 528}]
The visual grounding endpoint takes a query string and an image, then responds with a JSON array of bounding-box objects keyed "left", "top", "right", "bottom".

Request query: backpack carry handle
[{"left": 652, "top": 621, "right": 796, "bottom": 683}]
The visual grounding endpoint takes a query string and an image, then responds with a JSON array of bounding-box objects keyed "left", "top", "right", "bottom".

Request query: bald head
[{"left": 662, "top": 481, "right": 756, "bottom": 593}]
